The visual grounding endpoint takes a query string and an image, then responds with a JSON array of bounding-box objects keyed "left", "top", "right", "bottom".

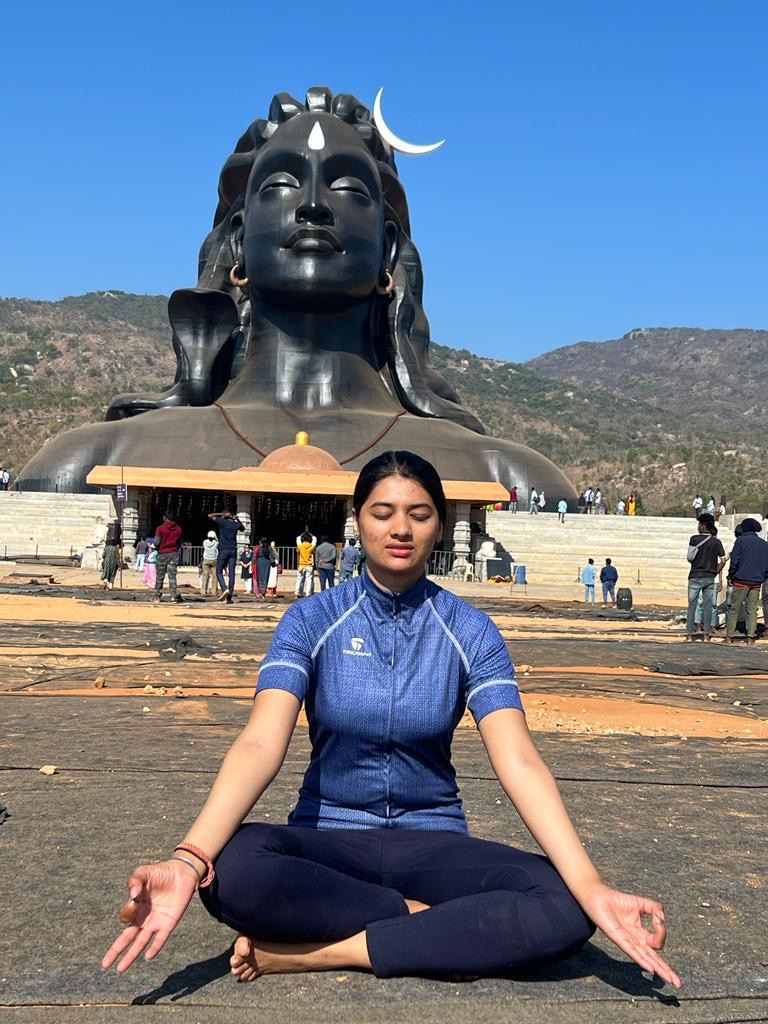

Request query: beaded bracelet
[{"left": 174, "top": 843, "right": 215, "bottom": 888}]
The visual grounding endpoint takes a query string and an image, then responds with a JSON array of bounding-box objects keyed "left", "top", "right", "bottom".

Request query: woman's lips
[{"left": 386, "top": 546, "right": 414, "bottom": 558}]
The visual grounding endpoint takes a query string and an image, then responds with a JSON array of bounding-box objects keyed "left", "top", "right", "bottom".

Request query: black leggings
[{"left": 199, "top": 824, "right": 594, "bottom": 977}]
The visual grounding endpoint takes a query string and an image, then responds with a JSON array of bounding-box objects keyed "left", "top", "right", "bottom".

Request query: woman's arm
[
  {"left": 478, "top": 708, "right": 681, "bottom": 988},
  {"left": 181, "top": 688, "right": 300, "bottom": 858},
  {"left": 102, "top": 689, "right": 300, "bottom": 972}
]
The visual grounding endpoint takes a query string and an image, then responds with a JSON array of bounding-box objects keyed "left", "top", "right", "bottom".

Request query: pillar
[
  {"left": 452, "top": 501, "right": 471, "bottom": 570},
  {"left": 122, "top": 487, "right": 139, "bottom": 562},
  {"left": 343, "top": 499, "right": 356, "bottom": 540},
  {"left": 236, "top": 494, "right": 253, "bottom": 549}
]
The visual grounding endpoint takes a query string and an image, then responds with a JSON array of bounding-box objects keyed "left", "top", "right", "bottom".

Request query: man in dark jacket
[
  {"left": 599, "top": 558, "right": 619, "bottom": 606},
  {"left": 724, "top": 519, "right": 768, "bottom": 643}
]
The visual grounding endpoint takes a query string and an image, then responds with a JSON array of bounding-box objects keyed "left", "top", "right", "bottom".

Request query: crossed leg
[{"left": 199, "top": 824, "right": 594, "bottom": 981}]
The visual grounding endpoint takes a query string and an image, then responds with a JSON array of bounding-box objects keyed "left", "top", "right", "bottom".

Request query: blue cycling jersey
[{"left": 256, "top": 571, "right": 523, "bottom": 832}]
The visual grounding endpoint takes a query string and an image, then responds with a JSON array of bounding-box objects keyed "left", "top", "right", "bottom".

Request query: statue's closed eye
[
  {"left": 330, "top": 177, "right": 372, "bottom": 200},
  {"left": 258, "top": 172, "right": 301, "bottom": 194}
]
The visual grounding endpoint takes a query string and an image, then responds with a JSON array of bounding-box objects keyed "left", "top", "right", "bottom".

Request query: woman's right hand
[{"left": 101, "top": 859, "right": 199, "bottom": 973}]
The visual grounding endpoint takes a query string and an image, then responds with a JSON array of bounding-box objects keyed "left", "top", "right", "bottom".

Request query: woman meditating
[{"left": 102, "top": 451, "right": 680, "bottom": 988}]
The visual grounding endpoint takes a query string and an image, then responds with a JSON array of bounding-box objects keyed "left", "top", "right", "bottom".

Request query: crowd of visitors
[
  {"left": 685, "top": 513, "right": 768, "bottom": 643},
  {"left": 130, "top": 510, "right": 368, "bottom": 604}
]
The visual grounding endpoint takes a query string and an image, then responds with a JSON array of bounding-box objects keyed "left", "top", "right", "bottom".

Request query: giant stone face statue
[{"left": 17, "top": 87, "right": 576, "bottom": 502}]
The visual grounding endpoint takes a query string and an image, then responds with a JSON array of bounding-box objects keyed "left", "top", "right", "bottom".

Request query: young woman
[
  {"left": 142, "top": 542, "right": 157, "bottom": 590},
  {"left": 254, "top": 537, "right": 273, "bottom": 599},
  {"left": 239, "top": 545, "right": 254, "bottom": 594},
  {"left": 266, "top": 541, "right": 280, "bottom": 597},
  {"left": 102, "top": 451, "right": 680, "bottom": 988}
]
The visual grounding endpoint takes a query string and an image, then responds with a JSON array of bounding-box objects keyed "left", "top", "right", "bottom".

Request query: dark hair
[
  {"left": 588, "top": 558, "right": 594, "bottom": 564},
  {"left": 320, "top": 534, "right": 329, "bottom": 543},
  {"left": 347, "top": 537, "right": 357, "bottom": 546},
  {"left": 353, "top": 450, "right": 446, "bottom": 524},
  {"left": 605, "top": 558, "right": 612, "bottom": 565},
  {"left": 301, "top": 531, "right": 312, "bottom": 542},
  {"left": 697, "top": 512, "right": 716, "bottom": 534},
  {"left": 163, "top": 509, "right": 174, "bottom": 519},
  {"left": 260, "top": 536, "right": 268, "bottom": 547}
]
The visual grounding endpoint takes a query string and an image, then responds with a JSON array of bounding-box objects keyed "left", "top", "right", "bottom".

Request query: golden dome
[{"left": 257, "top": 433, "right": 343, "bottom": 473}]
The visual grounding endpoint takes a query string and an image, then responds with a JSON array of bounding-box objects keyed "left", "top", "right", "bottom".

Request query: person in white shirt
[{"left": 529, "top": 487, "right": 539, "bottom": 515}]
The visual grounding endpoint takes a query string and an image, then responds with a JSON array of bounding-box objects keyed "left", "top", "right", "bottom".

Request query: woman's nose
[{"left": 390, "top": 516, "right": 412, "bottom": 538}]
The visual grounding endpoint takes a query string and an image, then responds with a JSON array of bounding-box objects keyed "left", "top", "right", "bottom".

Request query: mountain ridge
[{"left": 1, "top": 293, "right": 765, "bottom": 515}]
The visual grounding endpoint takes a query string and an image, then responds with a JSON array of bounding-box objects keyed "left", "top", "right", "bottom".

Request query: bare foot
[
  {"left": 405, "top": 898, "right": 430, "bottom": 914},
  {"left": 230, "top": 930, "right": 372, "bottom": 982}
]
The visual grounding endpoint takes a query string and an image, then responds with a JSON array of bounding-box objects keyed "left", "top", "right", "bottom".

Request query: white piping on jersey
[
  {"left": 425, "top": 597, "right": 470, "bottom": 674},
  {"left": 259, "top": 659, "right": 310, "bottom": 681},
  {"left": 466, "top": 678, "right": 519, "bottom": 705},
  {"left": 311, "top": 591, "right": 367, "bottom": 660}
]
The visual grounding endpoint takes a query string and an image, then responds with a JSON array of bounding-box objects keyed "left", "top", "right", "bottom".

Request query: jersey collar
[{"left": 361, "top": 569, "right": 431, "bottom": 611}]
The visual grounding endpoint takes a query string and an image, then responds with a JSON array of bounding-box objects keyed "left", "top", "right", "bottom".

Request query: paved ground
[{"left": 1, "top": 571, "right": 766, "bottom": 1023}]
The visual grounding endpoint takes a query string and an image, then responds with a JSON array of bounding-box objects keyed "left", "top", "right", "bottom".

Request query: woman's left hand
[{"left": 580, "top": 883, "right": 682, "bottom": 989}]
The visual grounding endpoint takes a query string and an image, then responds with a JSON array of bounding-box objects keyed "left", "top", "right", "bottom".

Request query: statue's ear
[
  {"left": 228, "top": 205, "right": 246, "bottom": 266},
  {"left": 383, "top": 219, "right": 399, "bottom": 272}
]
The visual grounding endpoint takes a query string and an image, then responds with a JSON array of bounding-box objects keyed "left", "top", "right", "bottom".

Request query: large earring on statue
[
  {"left": 229, "top": 263, "right": 249, "bottom": 287},
  {"left": 376, "top": 270, "right": 395, "bottom": 296}
]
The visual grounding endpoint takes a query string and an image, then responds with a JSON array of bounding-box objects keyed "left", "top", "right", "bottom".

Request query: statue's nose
[{"left": 296, "top": 198, "right": 333, "bottom": 225}]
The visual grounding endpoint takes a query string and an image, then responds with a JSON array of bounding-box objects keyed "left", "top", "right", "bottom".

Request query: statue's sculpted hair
[{"left": 195, "top": 86, "right": 485, "bottom": 435}]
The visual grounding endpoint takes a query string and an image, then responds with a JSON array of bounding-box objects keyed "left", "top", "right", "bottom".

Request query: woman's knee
[{"left": 198, "top": 822, "right": 286, "bottom": 924}]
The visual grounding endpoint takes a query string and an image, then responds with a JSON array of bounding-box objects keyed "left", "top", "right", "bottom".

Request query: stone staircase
[
  {"left": 0, "top": 491, "right": 116, "bottom": 558},
  {"left": 485, "top": 511, "right": 735, "bottom": 594}
]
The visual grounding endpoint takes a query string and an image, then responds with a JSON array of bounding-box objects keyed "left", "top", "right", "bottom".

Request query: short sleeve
[
  {"left": 464, "top": 617, "right": 523, "bottom": 723},
  {"left": 256, "top": 605, "right": 312, "bottom": 703}
]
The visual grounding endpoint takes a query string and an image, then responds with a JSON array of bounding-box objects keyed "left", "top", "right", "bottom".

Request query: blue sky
[{"left": 1, "top": 0, "right": 766, "bottom": 361}]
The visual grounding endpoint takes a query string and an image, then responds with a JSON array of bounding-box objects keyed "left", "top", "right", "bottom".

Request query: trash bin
[
  {"left": 617, "top": 587, "right": 633, "bottom": 610},
  {"left": 514, "top": 564, "right": 527, "bottom": 585}
]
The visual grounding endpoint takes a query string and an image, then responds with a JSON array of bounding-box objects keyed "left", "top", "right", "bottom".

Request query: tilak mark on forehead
[{"left": 307, "top": 121, "right": 325, "bottom": 151}]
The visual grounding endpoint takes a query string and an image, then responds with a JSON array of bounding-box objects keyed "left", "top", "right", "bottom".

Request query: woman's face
[{"left": 354, "top": 475, "right": 442, "bottom": 590}]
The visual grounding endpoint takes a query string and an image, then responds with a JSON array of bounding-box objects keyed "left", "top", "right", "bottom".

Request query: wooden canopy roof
[{"left": 86, "top": 465, "right": 508, "bottom": 503}]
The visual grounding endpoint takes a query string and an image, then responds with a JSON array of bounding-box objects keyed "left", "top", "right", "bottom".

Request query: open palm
[
  {"left": 583, "top": 884, "right": 682, "bottom": 989},
  {"left": 101, "top": 860, "right": 198, "bottom": 973}
]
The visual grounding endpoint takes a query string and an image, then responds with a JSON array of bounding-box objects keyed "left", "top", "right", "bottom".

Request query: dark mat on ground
[
  {"left": 507, "top": 637, "right": 768, "bottom": 676},
  {"left": 1, "top": 706, "right": 766, "bottom": 1020},
  {"left": 0, "top": 619, "right": 280, "bottom": 651},
  {"left": 474, "top": 598, "right": 681, "bottom": 620},
  {"left": 1, "top": 697, "right": 765, "bottom": 788}
]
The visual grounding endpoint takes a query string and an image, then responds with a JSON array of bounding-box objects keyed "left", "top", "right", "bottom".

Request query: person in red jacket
[{"left": 153, "top": 510, "right": 183, "bottom": 604}]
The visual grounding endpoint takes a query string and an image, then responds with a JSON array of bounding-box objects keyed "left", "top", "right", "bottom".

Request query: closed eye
[
  {"left": 258, "top": 172, "right": 300, "bottom": 195},
  {"left": 330, "top": 176, "right": 372, "bottom": 199}
]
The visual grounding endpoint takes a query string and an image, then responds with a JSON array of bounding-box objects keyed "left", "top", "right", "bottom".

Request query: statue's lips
[{"left": 284, "top": 229, "right": 343, "bottom": 254}]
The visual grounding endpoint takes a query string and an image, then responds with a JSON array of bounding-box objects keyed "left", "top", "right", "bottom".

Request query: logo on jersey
[{"left": 343, "top": 636, "right": 372, "bottom": 657}]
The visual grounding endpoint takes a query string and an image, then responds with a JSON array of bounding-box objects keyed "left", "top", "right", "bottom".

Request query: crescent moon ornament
[{"left": 373, "top": 88, "right": 445, "bottom": 156}]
